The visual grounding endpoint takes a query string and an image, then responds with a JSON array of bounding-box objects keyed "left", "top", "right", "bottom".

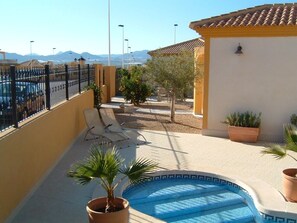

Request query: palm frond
[
  {"left": 67, "top": 144, "right": 158, "bottom": 202},
  {"left": 262, "top": 123, "right": 297, "bottom": 162},
  {"left": 262, "top": 144, "right": 287, "bottom": 160},
  {"left": 67, "top": 164, "right": 93, "bottom": 185},
  {"left": 284, "top": 124, "right": 297, "bottom": 153},
  {"left": 67, "top": 145, "right": 115, "bottom": 185},
  {"left": 103, "top": 148, "right": 123, "bottom": 185},
  {"left": 120, "top": 158, "right": 158, "bottom": 184}
]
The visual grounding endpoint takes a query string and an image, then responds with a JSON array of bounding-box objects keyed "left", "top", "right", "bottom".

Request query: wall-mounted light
[{"left": 235, "top": 43, "right": 243, "bottom": 55}]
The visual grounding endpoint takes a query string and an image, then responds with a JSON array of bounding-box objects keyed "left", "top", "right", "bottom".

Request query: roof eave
[{"left": 189, "top": 4, "right": 274, "bottom": 31}]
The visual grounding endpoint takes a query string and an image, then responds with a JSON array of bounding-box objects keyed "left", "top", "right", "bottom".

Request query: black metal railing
[{"left": 0, "top": 64, "right": 95, "bottom": 132}]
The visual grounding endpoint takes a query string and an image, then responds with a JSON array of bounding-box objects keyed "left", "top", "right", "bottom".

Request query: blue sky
[{"left": 1, "top": 0, "right": 296, "bottom": 56}]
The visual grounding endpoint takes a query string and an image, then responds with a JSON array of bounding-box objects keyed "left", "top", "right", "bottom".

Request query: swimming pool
[{"left": 122, "top": 172, "right": 297, "bottom": 223}]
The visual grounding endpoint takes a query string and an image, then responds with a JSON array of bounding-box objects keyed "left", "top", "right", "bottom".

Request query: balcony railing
[{"left": 0, "top": 64, "right": 95, "bottom": 132}]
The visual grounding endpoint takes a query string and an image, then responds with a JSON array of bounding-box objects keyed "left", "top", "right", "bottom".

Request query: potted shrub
[
  {"left": 223, "top": 111, "right": 261, "bottom": 143},
  {"left": 67, "top": 145, "right": 157, "bottom": 223},
  {"left": 262, "top": 123, "right": 297, "bottom": 202}
]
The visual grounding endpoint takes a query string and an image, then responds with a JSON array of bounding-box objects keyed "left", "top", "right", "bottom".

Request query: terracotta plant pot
[
  {"left": 86, "top": 197, "right": 130, "bottom": 223},
  {"left": 228, "top": 126, "right": 260, "bottom": 143},
  {"left": 283, "top": 168, "right": 297, "bottom": 202}
]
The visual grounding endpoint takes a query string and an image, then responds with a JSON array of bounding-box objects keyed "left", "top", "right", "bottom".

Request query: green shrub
[
  {"left": 223, "top": 111, "right": 261, "bottom": 128},
  {"left": 87, "top": 82, "right": 101, "bottom": 109},
  {"left": 119, "top": 67, "right": 152, "bottom": 105},
  {"left": 290, "top": 114, "right": 297, "bottom": 126}
]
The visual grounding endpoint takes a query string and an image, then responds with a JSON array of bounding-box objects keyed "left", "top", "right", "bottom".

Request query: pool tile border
[{"left": 123, "top": 172, "right": 296, "bottom": 223}]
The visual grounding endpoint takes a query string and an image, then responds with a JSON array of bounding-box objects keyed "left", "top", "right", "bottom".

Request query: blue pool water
[{"left": 123, "top": 175, "right": 263, "bottom": 223}]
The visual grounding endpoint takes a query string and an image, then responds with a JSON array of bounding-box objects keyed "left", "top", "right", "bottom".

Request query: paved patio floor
[{"left": 7, "top": 129, "right": 297, "bottom": 223}]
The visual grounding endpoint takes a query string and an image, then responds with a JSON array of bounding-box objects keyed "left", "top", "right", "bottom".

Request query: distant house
[
  {"left": 148, "top": 38, "right": 204, "bottom": 56},
  {"left": 190, "top": 3, "right": 297, "bottom": 141},
  {"left": 18, "top": 59, "right": 47, "bottom": 68},
  {"left": 0, "top": 51, "right": 18, "bottom": 68}
]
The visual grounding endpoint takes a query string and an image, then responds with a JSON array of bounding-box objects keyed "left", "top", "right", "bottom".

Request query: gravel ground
[{"left": 114, "top": 101, "right": 202, "bottom": 134}]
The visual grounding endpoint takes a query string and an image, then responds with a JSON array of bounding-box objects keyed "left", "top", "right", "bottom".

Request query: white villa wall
[{"left": 204, "top": 37, "right": 297, "bottom": 142}]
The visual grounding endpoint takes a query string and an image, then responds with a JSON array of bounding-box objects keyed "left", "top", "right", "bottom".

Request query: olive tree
[{"left": 145, "top": 50, "right": 202, "bottom": 122}]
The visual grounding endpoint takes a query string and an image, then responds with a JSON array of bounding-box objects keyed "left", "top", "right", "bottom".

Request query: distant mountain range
[{"left": 3, "top": 50, "right": 151, "bottom": 67}]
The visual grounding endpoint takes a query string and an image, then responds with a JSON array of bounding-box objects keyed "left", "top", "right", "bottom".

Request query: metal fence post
[
  {"left": 10, "top": 66, "right": 18, "bottom": 128},
  {"left": 65, "top": 64, "right": 69, "bottom": 100},
  {"left": 45, "top": 65, "right": 51, "bottom": 110},
  {"left": 78, "top": 64, "right": 81, "bottom": 93},
  {"left": 87, "top": 64, "right": 90, "bottom": 86}
]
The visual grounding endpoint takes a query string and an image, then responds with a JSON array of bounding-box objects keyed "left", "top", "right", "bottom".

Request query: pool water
[{"left": 123, "top": 177, "right": 262, "bottom": 223}]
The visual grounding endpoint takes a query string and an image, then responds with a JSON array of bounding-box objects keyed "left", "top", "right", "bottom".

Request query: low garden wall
[{"left": 0, "top": 90, "right": 93, "bottom": 222}]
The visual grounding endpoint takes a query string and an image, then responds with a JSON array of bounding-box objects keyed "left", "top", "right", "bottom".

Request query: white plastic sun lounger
[
  {"left": 99, "top": 108, "right": 147, "bottom": 145},
  {"left": 83, "top": 108, "right": 129, "bottom": 146}
]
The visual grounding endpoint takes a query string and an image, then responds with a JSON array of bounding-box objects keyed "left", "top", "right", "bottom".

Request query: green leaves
[
  {"left": 120, "top": 158, "right": 158, "bottom": 185},
  {"left": 67, "top": 144, "right": 158, "bottom": 198},
  {"left": 262, "top": 124, "right": 297, "bottom": 162},
  {"left": 284, "top": 124, "right": 297, "bottom": 154},
  {"left": 67, "top": 145, "right": 121, "bottom": 186},
  {"left": 223, "top": 111, "right": 261, "bottom": 128},
  {"left": 119, "top": 67, "right": 152, "bottom": 105},
  {"left": 145, "top": 50, "right": 202, "bottom": 100},
  {"left": 262, "top": 144, "right": 287, "bottom": 160},
  {"left": 87, "top": 82, "right": 101, "bottom": 108}
]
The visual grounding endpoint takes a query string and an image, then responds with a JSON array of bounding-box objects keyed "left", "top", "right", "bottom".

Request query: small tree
[
  {"left": 119, "top": 66, "right": 151, "bottom": 105},
  {"left": 146, "top": 50, "right": 202, "bottom": 122}
]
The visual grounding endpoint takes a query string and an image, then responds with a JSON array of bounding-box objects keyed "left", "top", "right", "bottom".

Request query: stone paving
[{"left": 7, "top": 128, "right": 297, "bottom": 223}]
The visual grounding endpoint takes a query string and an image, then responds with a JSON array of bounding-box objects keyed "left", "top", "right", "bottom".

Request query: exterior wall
[
  {"left": 203, "top": 36, "right": 297, "bottom": 141},
  {"left": 95, "top": 64, "right": 103, "bottom": 87},
  {"left": 103, "top": 66, "right": 116, "bottom": 101},
  {"left": 0, "top": 91, "right": 93, "bottom": 222},
  {"left": 95, "top": 64, "right": 116, "bottom": 103},
  {"left": 193, "top": 47, "right": 204, "bottom": 115}
]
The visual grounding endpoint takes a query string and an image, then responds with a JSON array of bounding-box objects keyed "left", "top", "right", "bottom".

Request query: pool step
[
  {"left": 124, "top": 179, "right": 258, "bottom": 222},
  {"left": 127, "top": 182, "right": 224, "bottom": 205},
  {"left": 163, "top": 203, "right": 255, "bottom": 223},
  {"left": 130, "top": 189, "right": 248, "bottom": 220}
]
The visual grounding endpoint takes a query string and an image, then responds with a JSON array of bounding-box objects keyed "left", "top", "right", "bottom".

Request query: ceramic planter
[
  {"left": 228, "top": 126, "right": 260, "bottom": 143},
  {"left": 283, "top": 168, "right": 297, "bottom": 202},
  {"left": 86, "top": 197, "right": 130, "bottom": 223}
]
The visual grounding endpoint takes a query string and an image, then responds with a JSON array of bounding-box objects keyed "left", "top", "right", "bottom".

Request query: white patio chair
[
  {"left": 99, "top": 108, "right": 147, "bottom": 145},
  {"left": 83, "top": 108, "right": 129, "bottom": 146}
]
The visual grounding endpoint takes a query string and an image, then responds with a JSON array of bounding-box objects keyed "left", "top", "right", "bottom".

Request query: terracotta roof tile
[
  {"left": 190, "top": 3, "right": 297, "bottom": 29},
  {"left": 148, "top": 38, "right": 204, "bottom": 56}
]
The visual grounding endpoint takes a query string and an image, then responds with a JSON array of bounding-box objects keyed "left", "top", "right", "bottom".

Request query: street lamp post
[
  {"left": 108, "top": 0, "right": 111, "bottom": 66},
  {"left": 125, "top": 39, "right": 129, "bottom": 68},
  {"left": 174, "top": 24, "right": 178, "bottom": 44},
  {"left": 52, "top": 48, "right": 56, "bottom": 73},
  {"left": 128, "top": 46, "right": 132, "bottom": 68},
  {"left": 118, "top": 24, "right": 124, "bottom": 69},
  {"left": 30, "top": 40, "right": 34, "bottom": 69},
  {"left": 125, "top": 39, "right": 129, "bottom": 53}
]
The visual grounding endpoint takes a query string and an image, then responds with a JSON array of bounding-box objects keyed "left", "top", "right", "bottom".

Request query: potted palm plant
[
  {"left": 67, "top": 145, "right": 157, "bottom": 223},
  {"left": 222, "top": 111, "right": 261, "bottom": 143},
  {"left": 262, "top": 123, "right": 297, "bottom": 202}
]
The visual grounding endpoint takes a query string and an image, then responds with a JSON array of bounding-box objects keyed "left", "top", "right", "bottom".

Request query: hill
[{"left": 3, "top": 50, "right": 151, "bottom": 67}]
